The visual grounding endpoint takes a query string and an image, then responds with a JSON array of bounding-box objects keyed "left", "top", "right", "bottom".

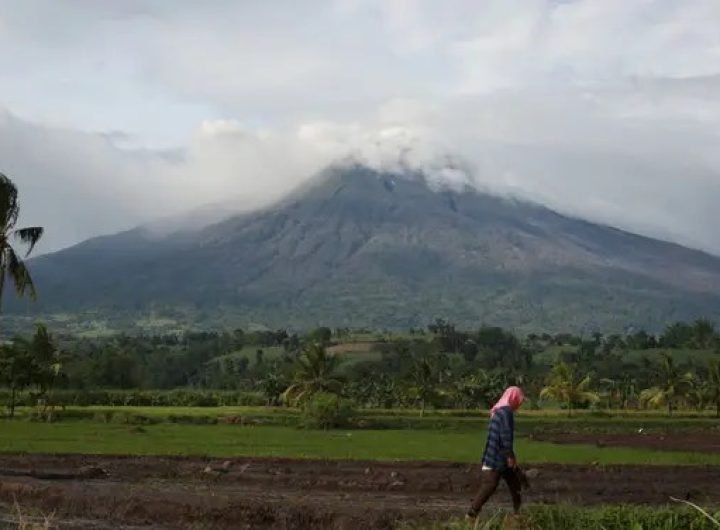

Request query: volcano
[{"left": 14, "top": 165, "right": 720, "bottom": 332}]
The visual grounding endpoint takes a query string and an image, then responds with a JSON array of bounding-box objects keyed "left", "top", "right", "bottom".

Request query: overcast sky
[{"left": 1, "top": 0, "right": 720, "bottom": 254}]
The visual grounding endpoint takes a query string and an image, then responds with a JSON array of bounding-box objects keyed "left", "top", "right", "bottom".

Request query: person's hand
[{"left": 507, "top": 457, "right": 517, "bottom": 469}]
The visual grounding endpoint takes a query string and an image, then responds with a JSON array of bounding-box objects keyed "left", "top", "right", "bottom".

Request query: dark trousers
[{"left": 470, "top": 468, "right": 522, "bottom": 514}]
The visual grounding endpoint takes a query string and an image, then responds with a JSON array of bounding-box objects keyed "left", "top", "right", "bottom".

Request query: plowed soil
[
  {"left": 533, "top": 432, "right": 720, "bottom": 453},
  {"left": 1, "top": 455, "right": 718, "bottom": 529}
]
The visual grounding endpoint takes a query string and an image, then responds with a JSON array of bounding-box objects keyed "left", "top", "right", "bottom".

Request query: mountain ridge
[{"left": 10, "top": 164, "right": 720, "bottom": 332}]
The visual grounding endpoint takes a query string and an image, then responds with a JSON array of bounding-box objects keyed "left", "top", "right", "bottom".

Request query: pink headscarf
[{"left": 490, "top": 386, "right": 525, "bottom": 417}]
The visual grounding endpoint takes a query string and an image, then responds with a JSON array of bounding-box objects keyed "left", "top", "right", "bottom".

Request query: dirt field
[
  {"left": 327, "top": 342, "right": 380, "bottom": 354},
  {"left": 532, "top": 432, "right": 720, "bottom": 453},
  {"left": 1, "top": 455, "right": 719, "bottom": 529}
]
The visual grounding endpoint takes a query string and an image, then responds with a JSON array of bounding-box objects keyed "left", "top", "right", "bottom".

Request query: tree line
[
  {"left": 1, "top": 170, "right": 719, "bottom": 418},
  {"left": 2, "top": 318, "right": 719, "bottom": 417}
]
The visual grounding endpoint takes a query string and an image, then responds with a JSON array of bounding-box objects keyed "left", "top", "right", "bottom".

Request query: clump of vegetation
[
  {"left": 0, "top": 324, "right": 63, "bottom": 420},
  {"left": 402, "top": 504, "right": 720, "bottom": 530},
  {"left": 282, "top": 343, "right": 343, "bottom": 406},
  {"left": 540, "top": 362, "right": 599, "bottom": 417},
  {"left": 641, "top": 353, "right": 697, "bottom": 416},
  {"left": 301, "top": 391, "right": 356, "bottom": 429}
]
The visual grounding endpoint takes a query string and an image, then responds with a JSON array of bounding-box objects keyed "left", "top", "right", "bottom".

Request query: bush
[
  {"left": 0, "top": 389, "right": 266, "bottom": 408},
  {"left": 301, "top": 392, "right": 356, "bottom": 429}
]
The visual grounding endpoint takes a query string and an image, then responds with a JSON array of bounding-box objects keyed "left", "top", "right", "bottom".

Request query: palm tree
[
  {"left": 640, "top": 353, "right": 695, "bottom": 416},
  {"left": 282, "top": 343, "right": 342, "bottom": 405},
  {"left": 540, "top": 362, "right": 599, "bottom": 417},
  {"left": 0, "top": 173, "right": 44, "bottom": 310}
]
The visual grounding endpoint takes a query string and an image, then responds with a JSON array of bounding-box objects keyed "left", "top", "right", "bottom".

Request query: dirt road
[{"left": 1, "top": 455, "right": 718, "bottom": 529}]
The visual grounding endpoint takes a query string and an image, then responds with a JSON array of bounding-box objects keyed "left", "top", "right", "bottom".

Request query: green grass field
[
  {"left": 1, "top": 421, "right": 718, "bottom": 465},
  {"left": 6, "top": 405, "right": 720, "bottom": 437}
]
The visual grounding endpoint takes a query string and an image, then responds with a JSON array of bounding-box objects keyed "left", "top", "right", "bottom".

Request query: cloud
[{"left": 0, "top": 0, "right": 719, "bottom": 254}]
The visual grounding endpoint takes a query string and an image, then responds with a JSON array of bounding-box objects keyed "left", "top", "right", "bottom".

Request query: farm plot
[
  {"left": 1, "top": 455, "right": 719, "bottom": 529},
  {"left": 532, "top": 431, "right": 720, "bottom": 454}
]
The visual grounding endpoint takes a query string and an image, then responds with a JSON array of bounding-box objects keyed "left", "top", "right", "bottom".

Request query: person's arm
[{"left": 499, "top": 409, "right": 516, "bottom": 468}]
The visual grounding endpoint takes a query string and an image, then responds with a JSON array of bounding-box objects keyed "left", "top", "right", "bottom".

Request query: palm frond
[
  {"left": 6, "top": 246, "right": 36, "bottom": 299},
  {"left": 640, "top": 387, "right": 666, "bottom": 408},
  {"left": 0, "top": 253, "right": 5, "bottom": 307},
  {"left": 0, "top": 173, "right": 19, "bottom": 232},
  {"left": 578, "top": 390, "right": 601, "bottom": 403},
  {"left": 577, "top": 375, "right": 593, "bottom": 392},
  {"left": 281, "top": 384, "right": 304, "bottom": 406},
  {"left": 539, "top": 386, "right": 561, "bottom": 401},
  {"left": 14, "top": 227, "right": 44, "bottom": 256}
]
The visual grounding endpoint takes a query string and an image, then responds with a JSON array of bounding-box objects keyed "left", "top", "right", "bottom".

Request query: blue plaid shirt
[{"left": 481, "top": 406, "right": 515, "bottom": 471}]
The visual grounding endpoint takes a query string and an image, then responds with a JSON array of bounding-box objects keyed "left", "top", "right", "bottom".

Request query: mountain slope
[{"left": 13, "top": 165, "right": 720, "bottom": 332}]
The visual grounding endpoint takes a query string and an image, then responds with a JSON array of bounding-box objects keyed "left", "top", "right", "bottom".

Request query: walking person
[{"left": 467, "top": 386, "right": 525, "bottom": 520}]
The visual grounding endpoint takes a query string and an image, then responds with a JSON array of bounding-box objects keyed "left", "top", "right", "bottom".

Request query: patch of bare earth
[
  {"left": 532, "top": 432, "right": 720, "bottom": 453},
  {"left": 1, "top": 455, "right": 719, "bottom": 529}
]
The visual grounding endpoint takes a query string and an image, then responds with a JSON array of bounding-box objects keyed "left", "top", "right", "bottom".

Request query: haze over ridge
[{"left": 0, "top": 0, "right": 718, "bottom": 254}]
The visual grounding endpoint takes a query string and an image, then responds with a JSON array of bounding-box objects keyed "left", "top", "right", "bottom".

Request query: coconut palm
[
  {"left": 640, "top": 353, "right": 695, "bottom": 416},
  {"left": 282, "top": 343, "right": 342, "bottom": 405},
  {"left": 540, "top": 362, "right": 599, "bottom": 417},
  {"left": 0, "top": 173, "right": 43, "bottom": 310}
]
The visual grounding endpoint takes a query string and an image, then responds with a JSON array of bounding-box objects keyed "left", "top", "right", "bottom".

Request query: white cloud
[{"left": 0, "top": 0, "right": 719, "bottom": 255}]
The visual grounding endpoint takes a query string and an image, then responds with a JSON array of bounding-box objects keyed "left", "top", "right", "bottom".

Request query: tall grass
[
  {"left": 0, "top": 501, "right": 54, "bottom": 530},
  {"left": 401, "top": 505, "right": 720, "bottom": 530}
]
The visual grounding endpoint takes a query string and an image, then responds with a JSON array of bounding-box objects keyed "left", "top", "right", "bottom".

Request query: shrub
[
  {"left": 301, "top": 392, "right": 356, "bottom": 429},
  {"left": 0, "top": 389, "right": 266, "bottom": 408}
]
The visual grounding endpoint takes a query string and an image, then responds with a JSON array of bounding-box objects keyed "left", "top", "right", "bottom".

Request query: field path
[{"left": 1, "top": 455, "right": 718, "bottom": 529}]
